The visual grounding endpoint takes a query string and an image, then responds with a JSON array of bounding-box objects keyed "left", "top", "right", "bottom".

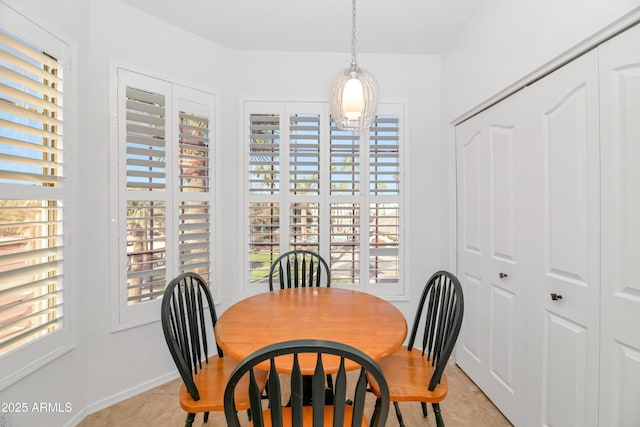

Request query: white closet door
[
  {"left": 523, "top": 50, "right": 600, "bottom": 427},
  {"left": 456, "top": 91, "right": 529, "bottom": 426},
  {"left": 599, "top": 23, "right": 640, "bottom": 427},
  {"left": 456, "top": 112, "right": 491, "bottom": 386}
]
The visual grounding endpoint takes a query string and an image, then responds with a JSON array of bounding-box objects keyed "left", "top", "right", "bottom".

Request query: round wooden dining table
[{"left": 215, "top": 287, "right": 407, "bottom": 374}]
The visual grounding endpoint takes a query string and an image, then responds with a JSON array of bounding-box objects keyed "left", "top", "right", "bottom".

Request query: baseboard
[
  {"left": 64, "top": 408, "right": 88, "bottom": 427},
  {"left": 64, "top": 370, "right": 180, "bottom": 427}
]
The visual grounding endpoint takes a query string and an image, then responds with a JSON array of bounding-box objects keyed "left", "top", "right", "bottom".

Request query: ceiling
[{"left": 121, "top": 0, "right": 483, "bottom": 55}]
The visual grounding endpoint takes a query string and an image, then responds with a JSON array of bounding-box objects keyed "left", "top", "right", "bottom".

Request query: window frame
[
  {"left": 109, "top": 65, "right": 216, "bottom": 331},
  {"left": 241, "top": 100, "right": 406, "bottom": 298},
  {"left": 0, "top": 4, "right": 75, "bottom": 390}
]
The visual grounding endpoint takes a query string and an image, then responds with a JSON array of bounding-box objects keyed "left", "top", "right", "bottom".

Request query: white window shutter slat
[
  {"left": 124, "top": 86, "right": 166, "bottom": 192},
  {"left": 178, "top": 108, "right": 210, "bottom": 193},
  {"left": 330, "top": 203, "right": 360, "bottom": 285},
  {"left": 248, "top": 201, "right": 279, "bottom": 284},
  {"left": 125, "top": 200, "right": 167, "bottom": 305},
  {"left": 290, "top": 202, "right": 320, "bottom": 252},
  {"left": 0, "top": 24, "right": 65, "bottom": 358},
  {"left": 249, "top": 113, "right": 280, "bottom": 195},
  {"left": 178, "top": 201, "right": 211, "bottom": 282},
  {"left": 369, "top": 203, "right": 399, "bottom": 284},
  {"left": 0, "top": 199, "right": 64, "bottom": 355},
  {"left": 369, "top": 115, "right": 400, "bottom": 196},
  {"left": 330, "top": 121, "right": 360, "bottom": 195},
  {"left": 289, "top": 114, "right": 320, "bottom": 195}
]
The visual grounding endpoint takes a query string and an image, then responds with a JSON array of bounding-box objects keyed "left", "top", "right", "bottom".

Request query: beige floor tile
[{"left": 78, "top": 365, "right": 512, "bottom": 426}]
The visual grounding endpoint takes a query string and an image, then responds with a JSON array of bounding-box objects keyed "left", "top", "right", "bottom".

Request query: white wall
[
  {"left": 81, "top": 0, "right": 231, "bottom": 415},
  {"left": 442, "top": 0, "right": 640, "bottom": 121}
]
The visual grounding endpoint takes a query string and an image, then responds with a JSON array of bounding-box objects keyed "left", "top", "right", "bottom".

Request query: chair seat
[
  {"left": 179, "top": 355, "right": 268, "bottom": 413},
  {"left": 368, "top": 346, "right": 448, "bottom": 402},
  {"left": 250, "top": 405, "right": 368, "bottom": 427}
]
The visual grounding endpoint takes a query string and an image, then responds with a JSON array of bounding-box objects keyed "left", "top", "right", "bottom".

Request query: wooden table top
[{"left": 215, "top": 287, "right": 407, "bottom": 374}]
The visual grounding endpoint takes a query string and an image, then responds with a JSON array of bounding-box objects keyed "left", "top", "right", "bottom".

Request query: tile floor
[{"left": 78, "top": 364, "right": 512, "bottom": 426}]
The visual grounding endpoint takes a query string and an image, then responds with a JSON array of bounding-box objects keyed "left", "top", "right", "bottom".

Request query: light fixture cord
[{"left": 351, "top": 0, "right": 358, "bottom": 67}]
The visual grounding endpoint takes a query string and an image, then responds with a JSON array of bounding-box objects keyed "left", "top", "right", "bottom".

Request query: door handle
[
  {"left": 499, "top": 272, "right": 508, "bottom": 279},
  {"left": 550, "top": 293, "right": 563, "bottom": 301}
]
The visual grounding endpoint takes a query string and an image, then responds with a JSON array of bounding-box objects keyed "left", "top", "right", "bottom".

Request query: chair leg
[
  {"left": 432, "top": 403, "right": 444, "bottom": 427},
  {"left": 393, "top": 401, "right": 406, "bottom": 427},
  {"left": 369, "top": 397, "right": 381, "bottom": 427},
  {"left": 203, "top": 411, "right": 209, "bottom": 422},
  {"left": 325, "top": 373, "right": 335, "bottom": 404},
  {"left": 421, "top": 402, "right": 429, "bottom": 417},
  {"left": 185, "top": 413, "right": 195, "bottom": 427}
]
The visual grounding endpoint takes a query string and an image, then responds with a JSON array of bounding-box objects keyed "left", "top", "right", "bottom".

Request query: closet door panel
[
  {"left": 524, "top": 49, "right": 600, "bottom": 427},
  {"left": 544, "top": 86, "right": 589, "bottom": 284},
  {"left": 461, "top": 128, "right": 484, "bottom": 255},
  {"left": 490, "top": 124, "right": 516, "bottom": 263},
  {"left": 542, "top": 313, "right": 589, "bottom": 427},
  {"left": 490, "top": 285, "right": 517, "bottom": 389},
  {"left": 599, "top": 22, "right": 640, "bottom": 427},
  {"left": 456, "top": 92, "right": 528, "bottom": 426},
  {"left": 456, "top": 114, "right": 490, "bottom": 382},
  {"left": 484, "top": 94, "right": 528, "bottom": 427}
]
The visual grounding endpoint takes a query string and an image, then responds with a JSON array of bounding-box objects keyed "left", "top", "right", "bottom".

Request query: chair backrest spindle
[
  {"left": 312, "top": 353, "right": 325, "bottom": 424},
  {"left": 406, "top": 271, "right": 464, "bottom": 391},
  {"left": 269, "top": 250, "right": 331, "bottom": 291},
  {"left": 161, "top": 272, "right": 221, "bottom": 400},
  {"left": 290, "top": 354, "right": 303, "bottom": 423},
  {"left": 224, "top": 340, "right": 389, "bottom": 427}
]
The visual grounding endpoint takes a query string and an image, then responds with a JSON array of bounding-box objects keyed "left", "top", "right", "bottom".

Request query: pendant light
[{"left": 329, "top": 0, "right": 378, "bottom": 131}]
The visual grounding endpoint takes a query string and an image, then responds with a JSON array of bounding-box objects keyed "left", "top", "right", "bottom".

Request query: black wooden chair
[
  {"left": 161, "top": 272, "right": 268, "bottom": 427},
  {"left": 268, "top": 249, "right": 331, "bottom": 291},
  {"left": 224, "top": 339, "right": 390, "bottom": 427},
  {"left": 367, "top": 271, "right": 464, "bottom": 427}
]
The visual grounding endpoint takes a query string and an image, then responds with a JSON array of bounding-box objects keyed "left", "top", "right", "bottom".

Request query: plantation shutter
[
  {"left": 369, "top": 203, "right": 399, "bottom": 284},
  {"left": 288, "top": 111, "right": 321, "bottom": 252},
  {"left": 330, "top": 203, "right": 360, "bottom": 284},
  {"left": 289, "top": 113, "right": 320, "bottom": 195},
  {"left": 369, "top": 116, "right": 400, "bottom": 195},
  {"left": 122, "top": 76, "right": 169, "bottom": 306},
  {"left": 125, "top": 87, "right": 166, "bottom": 191},
  {"left": 176, "top": 93, "right": 212, "bottom": 283},
  {"left": 244, "top": 102, "right": 403, "bottom": 294},
  {"left": 368, "top": 115, "right": 400, "bottom": 284},
  {"left": 247, "top": 110, "right": 282, "bottom": 283},
  {"left": 114, "top": 69, "right": 215, "bottom": 327},
  {"left": 328, "top": 120, "right": 360, "bottom": 283},
  {"left": 249, "top": 113, "right": 280, "bottom": 195},
  {"left": 0, "top": 27, "right": 65, "bottom": 355},
  {"left": 330, "top": 122, "right": 360, "bottom": 195},
  {"left": 290, "top": 202, "right": 320, "bottom": 252},
  {"left": 178, "top": 110, "right": 209, "bottom": 192}
]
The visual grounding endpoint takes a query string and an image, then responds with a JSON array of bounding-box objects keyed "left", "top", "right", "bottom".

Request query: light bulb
[{"left": 342, "top": 77, "right": 364, "bottom": 120}]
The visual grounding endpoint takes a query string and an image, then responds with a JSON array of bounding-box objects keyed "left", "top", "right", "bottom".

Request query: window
[
  {"left": 244, "top": 101, "right": 403, "bottom": 296},
  {"left": 111, "top": 68, "right": 214, "bottom": 330},
  {"left": 0, "top": 7, "right": 72, "bottom": 389}
]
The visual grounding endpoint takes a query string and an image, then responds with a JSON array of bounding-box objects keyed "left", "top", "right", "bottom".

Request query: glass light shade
[{"left": 330, "top": 65, "right": 378, "bottom": 131}]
